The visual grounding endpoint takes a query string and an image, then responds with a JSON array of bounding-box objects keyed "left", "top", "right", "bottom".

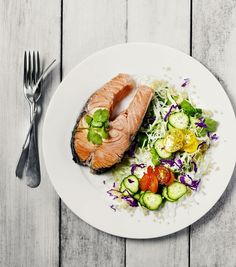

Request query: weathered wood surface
[
  {"left": 1, "top": 0, "right": 236, "bottom": 266},
  {"left": 191, "top": 1, "right": 236, "bottom": 266},
  {"left": 126, "top": 1, "right": 190, "bottom": 266},
  {"left": 61, "top": 1, "right": 126, "bottom": 266},
  {"left": 0, "top": 1, "right": 60, "bottom": 267}
]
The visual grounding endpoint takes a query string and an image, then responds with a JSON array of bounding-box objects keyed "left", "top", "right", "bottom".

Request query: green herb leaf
[
  {"left": 91, "top": 120, "right": 103, "bottom": 127},
  {"left": 96, "top": 127, "right": 109, "bottom": 139},
  {"left": 180, "top": 100, "right": 197, "bottom": 116},
  {"left": 87, "top": 128, "right": 102, "bottom": 145},
  {"left": 196, "top": 127, "right": 207, "bottom": 137},
  {"left": 85, "top": 115, "right": 93, "bottom": 126},
  {"left": 136, "top": 133, "right": 148, "bottom": 148},
  {"left": 93, "top": 109, "right": 109, "bottom": 122},
  {"left": 150, "top": 147, "right": 160, "bottom": 166},
  {"left": 205, "top": 118, "right": 218, "bottom": 132},
  {"left": 104, "top": 121, "right": 109, "bottom": 129}
]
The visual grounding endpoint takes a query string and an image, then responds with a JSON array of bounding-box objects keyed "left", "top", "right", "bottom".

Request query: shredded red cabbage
[
  {"left": 164, "top": 104, "right": 178, "bottom": 121},
  {"left": 107, "top": 188, "right": 138, "bottom": 207},
  {"left": 131, "top": 163, "right": 146, "bottom": 175},
  {"left": 113, "top": 182, "right": 116, "bottom": 188},
  {"left": 197, "top": 141, "right": 206, "bottom": 149},
  {"left": 143, "top": 116, "right": 156, "bottom": 128},
  {"left": 126, "top": 142, "right": 136, "bottom": 158},
  {"left": 181, "top": 78, "right": 190, "bottom": 87},
  {"left": 121, "top": 196, "right": 139, "bottom": 207},
  {"left": 191, "top": 160, "right": 198, "bottom": 172},
  {"left": 107, "top": 189, "right": 121, "bottom": 200},
  {"left": 195, "top": 117, "right": 207, "bottom": 128},
  {"left": 180, "top": 174, "right": 200, "bottom": 190},
  {"left": 209, "top": 133, "right": 219, "bottom": 141},
  {"left": 160, "top": 158, "right": 182, "bottom": 169}
]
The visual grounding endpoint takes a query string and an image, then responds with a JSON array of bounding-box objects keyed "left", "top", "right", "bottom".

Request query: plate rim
[{"left": 42, "top": 42, "right": 236, "bottom": 239}]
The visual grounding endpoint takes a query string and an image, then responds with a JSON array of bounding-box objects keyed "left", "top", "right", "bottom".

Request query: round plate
[{"left": 43, "top": 43, "right": 236, "bottom": 239}]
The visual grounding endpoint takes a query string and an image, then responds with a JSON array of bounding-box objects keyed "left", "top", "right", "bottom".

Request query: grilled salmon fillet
[
  {"left": 90, "top": 85, "right": 154, "bottom": 171},
  {"left": 71, "top": 73, "right": 135, "bottom": 165},
  {"left": 71, "top": 74, "right": 154, "bottom": 173}
]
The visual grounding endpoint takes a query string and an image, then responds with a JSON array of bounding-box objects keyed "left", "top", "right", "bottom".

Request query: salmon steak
[{"left": 71, "top": 73, "right": 154, "bottom": 173}]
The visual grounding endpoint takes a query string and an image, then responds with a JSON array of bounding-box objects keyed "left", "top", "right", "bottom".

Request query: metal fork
[{"left": 16, "top": 51, "right": 56, "bottom": 187}]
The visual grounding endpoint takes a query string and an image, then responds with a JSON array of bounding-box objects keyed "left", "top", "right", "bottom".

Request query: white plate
[{"left": 43, "top": 43, "right": 236, "bottom": 239}]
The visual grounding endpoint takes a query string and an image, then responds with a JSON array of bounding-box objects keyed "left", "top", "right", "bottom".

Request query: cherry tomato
[
  {"left": 148, "top": 173, "right": 158, "bottom": 193},
  {"left": 154, "top": 166, "right": 171, "bottom": 185},
  {"left": 147, "top": 166, "right": 153, "bottom": 175},
  {"left": 139, "top": 173, "right": 150, "bottom": 191},
  {"left": 166, "top": 171, "right": 175, "bottom": 186}
]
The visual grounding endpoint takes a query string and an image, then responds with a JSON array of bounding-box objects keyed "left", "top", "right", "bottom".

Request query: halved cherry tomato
[
  {"left": 148, "top": 173, "right": 158, "bottom": 193},
  {"left": 154, "top": 166, "right": 171, "bottom": 185},
  {"left": 139, "top": 173, "right": 151, "bottom": 191},
  {"left": 166, "top": 171, "right": 175, "bottom": 186},
  {"left": 147, "top": 166, "right": 153, "bottom": 175}
]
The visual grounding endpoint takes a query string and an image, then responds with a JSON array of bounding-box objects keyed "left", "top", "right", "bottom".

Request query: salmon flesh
[{"left": 71, "top": 74, "right": 154, "bottom": 173}]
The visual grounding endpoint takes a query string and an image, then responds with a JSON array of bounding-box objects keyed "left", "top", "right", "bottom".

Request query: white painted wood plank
[
  {"left": 128, "top": 0, "right": 190, "bottom": 53},
  {"left": 0, "top": 1, "right": 60, "bottom": 267},
  {"left": 191, "top": 1, "right": 236, "bottom": 266},
  {"left": 126, "top": 1, "right": 190, "bottom": 266},
  {"left": 61, "top": 1, "right": 126, "bottom": 266}
]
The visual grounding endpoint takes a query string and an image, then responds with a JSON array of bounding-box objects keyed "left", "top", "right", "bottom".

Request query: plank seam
[
  {"left": 59, "top": 0, "right": 64, "bottom": 266},
  {"left": 125, "top": 1, "right": 128, "bottom": 266},
  {"left": 189, "top": 0, "right": 193, "bottom": 267}
]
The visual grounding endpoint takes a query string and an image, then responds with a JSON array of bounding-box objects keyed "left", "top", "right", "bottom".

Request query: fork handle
[
  {"left": 15, "top": 109, "right": 41, "bottom": 187},
  {"left": 23, "top": 121, "right": 41, "bottom": 187}
]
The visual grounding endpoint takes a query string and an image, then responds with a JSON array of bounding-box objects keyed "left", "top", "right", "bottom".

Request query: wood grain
[
  {"left": 126, "top": 1, "right": 190, "bottom": 266},
  {"left": 0, "top": 1, "right": 60, "bottom": 267},
  {"left": 61, "top": 1, "right": 126, "bottom": 266},
  {"left": 191, "top": 1, "right": 236, "bottom": 266}
]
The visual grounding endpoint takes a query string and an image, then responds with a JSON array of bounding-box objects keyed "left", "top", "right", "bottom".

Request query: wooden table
[{"left": 0, "top": 1, "right": 236, "bottom": 266}]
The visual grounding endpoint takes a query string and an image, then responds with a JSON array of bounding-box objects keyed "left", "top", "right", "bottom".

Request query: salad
[{"left": 107, "top": 79, "right": 219, "bottom": 212}]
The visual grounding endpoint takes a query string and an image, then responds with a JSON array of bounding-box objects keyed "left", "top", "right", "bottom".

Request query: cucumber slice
[
  {"left": 123, "top": 175, "right": 139, "bottom": 194},
  {"left": 169, "top": 112, "right": 189, "bottom": 129},
  {"left": 167, "top": 182, "right": 187, "bottom": 200},
  {"left": 162, "top": 187, "right": 175, "bottom": 202},
  {"left": 143, "top": 192, "right": 163, "bottom": 210},
  {"left": 167, "top": 123, "right": 175, "bottom": 130},
  {"left": 119, "top": 182, "right": 132, "bottom": 196},
  {"left": 154, "top": 139, "right": 172, "bottom": 159},
  {"left": 139, "top": 193, "right": 146, "bottom": 207}
]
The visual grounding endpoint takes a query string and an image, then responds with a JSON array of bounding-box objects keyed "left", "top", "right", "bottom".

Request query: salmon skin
[{"left": 71, "top": 74, "right": 154, "bottom": 173}]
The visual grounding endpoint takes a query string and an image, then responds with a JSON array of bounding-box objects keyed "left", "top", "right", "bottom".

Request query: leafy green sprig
[{"left": 86, "top": 109, "right": 109, "bottom": 145}]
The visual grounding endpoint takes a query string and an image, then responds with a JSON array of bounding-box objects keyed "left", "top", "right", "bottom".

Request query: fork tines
[{"left": 24, "top": 51, "right": 40, "bottom": 86}]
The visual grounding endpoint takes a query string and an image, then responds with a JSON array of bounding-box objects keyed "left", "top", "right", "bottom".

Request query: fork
[{"left": 15, "top": 51, "right": 56, "bottom": 187}]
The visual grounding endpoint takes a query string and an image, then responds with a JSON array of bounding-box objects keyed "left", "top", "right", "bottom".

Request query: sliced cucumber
[
  {"left": 154, "top": 139, "right": 172, "bottom": 159},
  {"left": 167, "top": 182, "right": 187, "bottom": 200},
  {"left": 162, "top": 187, "right": 175, "bottom": 202},
  {"left": 139, "top": 192, "right": 146, "bottom": 207},
  {"left": 143, "top": 192, "right": 163, "bottom": 210},
  {"left": 167, "top": 123, "right": 175, "bottom": 130},
  {"left": 169, "top": 112, "right": 189, "bottom": 129},
  {"left": 123, "top": 175, "right": 139, "bottom": 194},
  {"left": 119, "top": 182, "right": 132, "bottom": 196}
]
